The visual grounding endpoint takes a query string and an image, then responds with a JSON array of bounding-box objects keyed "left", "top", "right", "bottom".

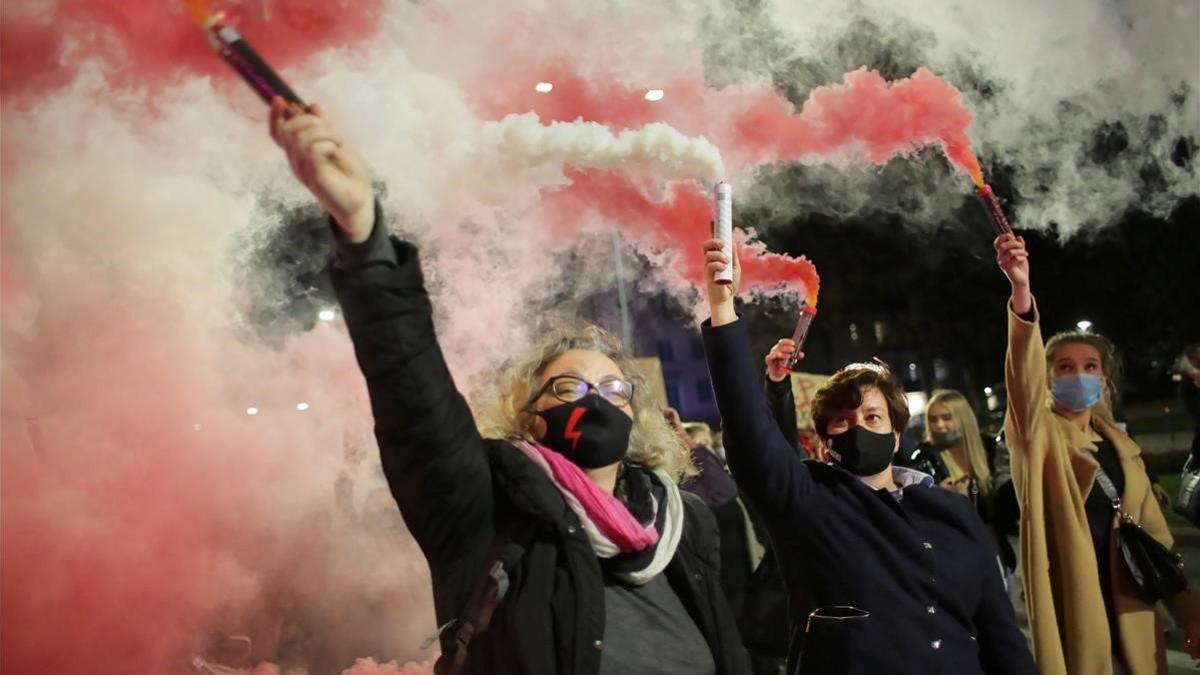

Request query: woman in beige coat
[{"left": 996, "top": 233, "right": 1200, "bottom": 675}]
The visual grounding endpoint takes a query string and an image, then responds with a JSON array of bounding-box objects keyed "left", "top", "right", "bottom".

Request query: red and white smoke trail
[{"left": 4, "top": 0, "right": 1189, "bottom": 673}]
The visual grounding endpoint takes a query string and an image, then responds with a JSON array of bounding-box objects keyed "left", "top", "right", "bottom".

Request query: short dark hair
[{"left": 811, "top": 361, "right": 909, "bottom": 440}]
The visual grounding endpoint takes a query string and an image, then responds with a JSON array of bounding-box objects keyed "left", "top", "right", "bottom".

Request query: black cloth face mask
[
  {"left": 827, "top": 426, "right": 897, "bottom": 476},
  {"left": 536, "top": 396, "right": 633, "bottom": 468}
]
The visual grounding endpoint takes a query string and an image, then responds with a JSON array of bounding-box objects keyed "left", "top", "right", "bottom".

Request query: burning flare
[{"left": 182, "top": 0, "right": 307, "bottom": 106}]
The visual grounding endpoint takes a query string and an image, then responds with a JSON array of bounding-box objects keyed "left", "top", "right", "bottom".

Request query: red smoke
[
  {"left": 730, "top": 67, "right": 983, "bottom": 181},
  {"left": 538, "top": 170, "right": 820, "bottom": 302},
  {"left": 0, "top": 0, "right": 386, "bottom": 103},
  {"left": 3, "top": 3, "right": 998, "bottom": 669},
  {"left": 471, "top": 67, "right": 823, "bottom": 302},
  {"left": 1, "top": 282, "right": 276, "bottom": 673},
  {"left": 0, "top": 207, "right": 439, "bottom": 667},
  {"left": 475, "top": 62, "right": 984, "bottom": 304},
  {"left": 0, "top": 240, "right": 433, "bottom": 672},
  {"left": 473, "top": 60, "right": 983, "bottom": 185}
]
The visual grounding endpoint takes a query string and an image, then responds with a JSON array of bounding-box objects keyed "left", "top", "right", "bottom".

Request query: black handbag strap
[
  {"left": 1094, "top": 456, "right": 1128, "bottom": 514},
  {"left": 1092, "top": 462, "right": 1124, "bottom": 512}
]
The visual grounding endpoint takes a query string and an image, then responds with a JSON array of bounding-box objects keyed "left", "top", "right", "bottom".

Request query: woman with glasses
[{"left": 269, "top": 99, "right": 749, "bottom": 675}]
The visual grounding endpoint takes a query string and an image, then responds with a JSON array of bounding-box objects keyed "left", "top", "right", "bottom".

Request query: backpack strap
[{"left": 433, "top": 519, "right": 539, "bottom": 675}]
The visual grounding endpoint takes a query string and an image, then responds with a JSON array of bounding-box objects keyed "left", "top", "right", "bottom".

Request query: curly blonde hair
[{"left": 477, "top": 324, "right": 695, "bottom": 481}]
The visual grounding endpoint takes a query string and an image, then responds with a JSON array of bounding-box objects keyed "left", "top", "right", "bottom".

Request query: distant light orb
[
  {"left": 318, "top": 309, "right": 337, "bottom": 322},
  {"left": 644, "top": 89, "right": 665, "bottom": 101},
  {"left": 905, "top": 391, "right": 928, "bottom": 417},
  {"left": 1076, "top": 320, "right": 1093, "bottom": 332},
  {"left": 535, "top": 82, "right": 554, "bottom": 93}
]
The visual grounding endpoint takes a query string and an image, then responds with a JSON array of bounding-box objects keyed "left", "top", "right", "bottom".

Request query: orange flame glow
[{"left": 181, "top": 0, "right": 214, "bottom": 24}]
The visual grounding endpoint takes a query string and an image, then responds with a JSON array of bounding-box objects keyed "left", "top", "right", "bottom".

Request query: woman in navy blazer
[{"left": 699, "top": 238, "right": 1036, "bottom": 675}]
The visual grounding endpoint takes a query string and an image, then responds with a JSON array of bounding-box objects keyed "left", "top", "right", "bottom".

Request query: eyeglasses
[{"left": 534, "top": 375, "right": 635, "bottom": 407}]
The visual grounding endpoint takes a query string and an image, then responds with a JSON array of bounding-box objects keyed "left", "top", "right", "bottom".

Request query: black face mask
[
  {"left": 536, "top": 396, "right": 633, "bottom": 468},
  {"left": 929, "top": 428, "right": 964, "bottom": 448},
  {"left": 827, "top": 426, "right": 897, "bottom": 476}
]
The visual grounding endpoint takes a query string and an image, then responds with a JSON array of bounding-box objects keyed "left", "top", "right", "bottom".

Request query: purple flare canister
[
  {"left": 784, "top": 303, "right": 818, "bottom": 370},
  {"left": 203, "top": 13, "right": 307, "bottom": 108}
]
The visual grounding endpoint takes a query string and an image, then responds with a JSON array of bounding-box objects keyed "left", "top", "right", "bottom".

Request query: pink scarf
[{"left": 519, "top": 441, "right": 659, "bottom": 552}]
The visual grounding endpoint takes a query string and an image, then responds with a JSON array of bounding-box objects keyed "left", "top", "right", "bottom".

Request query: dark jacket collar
[{"left": 484, "top": 439, "right": 572, "bottom": 526}]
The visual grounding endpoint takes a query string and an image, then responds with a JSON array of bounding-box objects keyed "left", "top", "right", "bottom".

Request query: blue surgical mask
[{"left": 1050, "top": 374, "right": 1104, "bottom": 411}]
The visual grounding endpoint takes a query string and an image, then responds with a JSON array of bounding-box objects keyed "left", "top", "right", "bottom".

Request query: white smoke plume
[
  {"left": 483, "top": 113, "right": 724, "bottom": 183},
  {"left": 743, "top": 0, "right": 1199, "bottom": 233}
]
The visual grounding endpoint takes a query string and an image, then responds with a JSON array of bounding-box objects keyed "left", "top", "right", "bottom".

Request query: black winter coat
[{"left": 331, "top": 231, "right": 750, "bottom": 675}]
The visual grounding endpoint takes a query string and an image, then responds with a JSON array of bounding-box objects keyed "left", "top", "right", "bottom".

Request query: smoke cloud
[{"left": 3, "top": 0, "right": 1194, "bottom": 672}]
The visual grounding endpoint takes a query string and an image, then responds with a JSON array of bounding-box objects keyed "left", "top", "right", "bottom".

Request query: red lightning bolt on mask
[
  {"left": 563, "top": 405, "right": 587, "bottom": 453},
  {"left": 535, "top": 396, "right": 633, "bottom": 468}
]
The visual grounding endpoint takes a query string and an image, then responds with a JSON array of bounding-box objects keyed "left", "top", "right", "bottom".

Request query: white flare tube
[{"left": 713, "top": 182, "right": 733, "bottom": 285}]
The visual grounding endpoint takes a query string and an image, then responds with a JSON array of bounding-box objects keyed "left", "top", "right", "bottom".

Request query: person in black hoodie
[
  {"left": 700, "top": 236, "right": 1035, "bottom": 675},
  {"left": 268, "top": 98, "right": 749, "bottom": 675}
]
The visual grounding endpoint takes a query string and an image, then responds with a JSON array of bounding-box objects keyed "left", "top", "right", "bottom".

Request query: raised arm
[
  {"left": 764, "top": 339, "right": 801, "bottom": 454},
  {"left": 331, "top": 227, "right": 494, "bottom": 567},
  {"left": 702, "top": 238, "right": 812, "bottom": 521},
  {"left": 269, "top": 99, "right": 494, "bottom": 587},
  {"left": 996, "top": 234, "right": 1048, "bottom": 451}
]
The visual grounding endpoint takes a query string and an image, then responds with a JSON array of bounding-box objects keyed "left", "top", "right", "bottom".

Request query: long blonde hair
[
  {"left": 924, "top": 390, "right": 992, "bottom": 495},
  {"left": 478, "top": 324, "right": 695, "bottom": 481}
]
